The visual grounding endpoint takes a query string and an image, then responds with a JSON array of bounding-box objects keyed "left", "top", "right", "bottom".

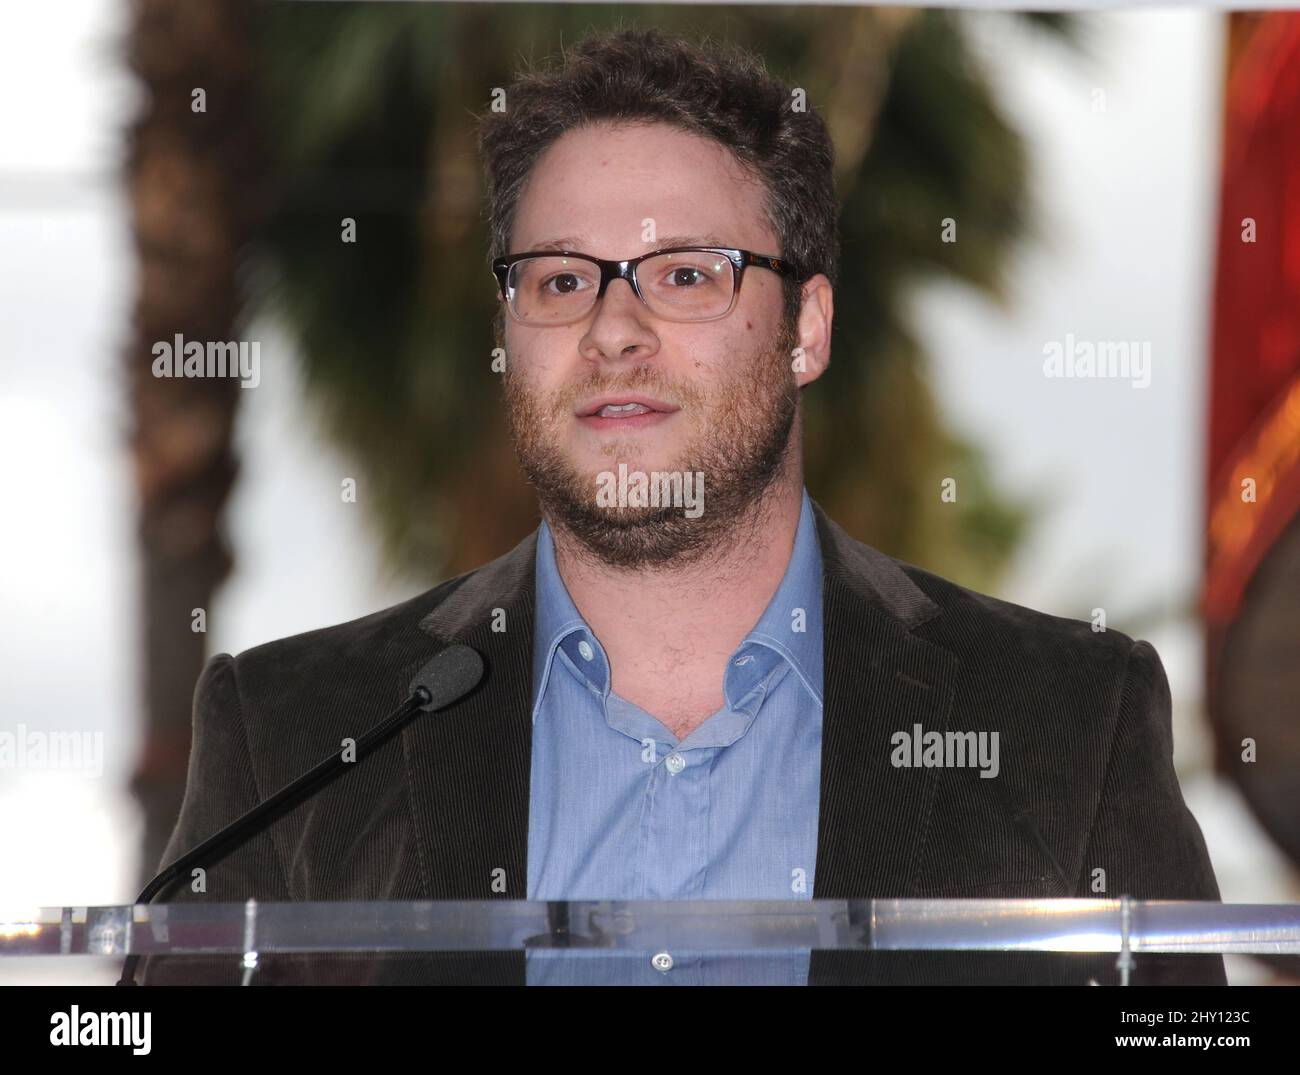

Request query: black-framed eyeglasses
[{"left": 491, "top": 246, "right": 799, "bottom": 326}]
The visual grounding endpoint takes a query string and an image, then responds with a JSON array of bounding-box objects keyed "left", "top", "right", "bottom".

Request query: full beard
[{"left": 503, "top": 318, "right": 800, "bottom": 569}]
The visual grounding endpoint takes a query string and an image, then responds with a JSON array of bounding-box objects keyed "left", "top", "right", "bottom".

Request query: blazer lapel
[
  {"left": 809, "top": 500, "right": 960, "bottom": 899},
  {"left": 404, "top": 531, "right": 538, "bottom": 902}
]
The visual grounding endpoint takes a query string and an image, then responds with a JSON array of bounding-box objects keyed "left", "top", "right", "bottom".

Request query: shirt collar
[
  {"left": 531, "top": 515, "right": 607, "bottom": 720},
  {"left": 531, "top": 487, "right": 824, "bottom": 721},
  {"left": 732, "top": 487, "right": 824, "bottom": 709}
]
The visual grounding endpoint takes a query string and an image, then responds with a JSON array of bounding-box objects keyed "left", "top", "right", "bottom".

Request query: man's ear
[{"left": 791, "top": 274, "right": 832, "bottom": 388}]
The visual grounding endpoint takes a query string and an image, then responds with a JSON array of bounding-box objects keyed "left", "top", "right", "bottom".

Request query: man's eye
[
  {"left": 543, "top": 273, "right": 587, "bottom": 294},
  {"left": 666, "top": 267, "right": 706, "bottom": 287}
]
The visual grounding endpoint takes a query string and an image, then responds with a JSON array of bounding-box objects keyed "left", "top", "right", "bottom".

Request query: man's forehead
[{"left": 510, "top": 124, "right": 774, "bottom": 254}]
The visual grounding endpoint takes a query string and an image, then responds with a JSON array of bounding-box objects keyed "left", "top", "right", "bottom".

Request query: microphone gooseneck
[{"left": 117, "top": 644, "right": 484, "bottom": 986}]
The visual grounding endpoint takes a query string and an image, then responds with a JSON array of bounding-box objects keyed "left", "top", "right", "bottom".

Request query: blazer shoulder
[
  {"left": 226, "top": 564, "right": 480, "bottom": 688},
  {"left": 814, "top": 501, "right": 1135, "bottom": 668},
  {"left": 885, "top": 552, "right": 1139, "bottom": 674},
  {"left": 198, "top": 523, "right": 538, "bottom": 737}
]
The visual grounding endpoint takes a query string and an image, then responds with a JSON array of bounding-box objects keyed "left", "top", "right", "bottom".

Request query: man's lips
[
  {"left": 575, "top": 394, "right": 679, "bottom": 419},
  {"left": 574, "top": 394, "right": 680, "bottom": 431}
]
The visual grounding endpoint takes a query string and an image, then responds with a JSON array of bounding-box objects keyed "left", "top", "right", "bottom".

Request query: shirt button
[
  {"left": 665, "top": 751, "right": 686, "bottom": 774},
  {"left": 577, "top": 640, "right": 594, "bottom": 661},
  {"left": 651, "top": 951, "right": 674, "bottom": 973},
  {"left": 734, "top": 655, "right": 752, "bottom": 666}
]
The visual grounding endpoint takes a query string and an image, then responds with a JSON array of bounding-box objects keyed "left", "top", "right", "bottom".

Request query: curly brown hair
[{"left": 476, "top": 26, "right": 839, "bottom": 330}]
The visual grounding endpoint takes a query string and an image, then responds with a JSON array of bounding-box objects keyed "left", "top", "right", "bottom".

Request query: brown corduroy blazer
[{"left": 141, "top": 501, "right": 1226, "bottom": 985}]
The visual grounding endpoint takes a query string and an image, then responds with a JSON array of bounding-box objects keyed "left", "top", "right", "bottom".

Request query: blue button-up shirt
[{"left": 526, "top": 487, "right": 824, "bottom": 984}]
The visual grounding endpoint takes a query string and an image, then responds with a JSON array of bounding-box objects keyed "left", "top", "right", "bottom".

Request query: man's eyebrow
[
  {"left": 529, "top": 236, "right": 587, "bottom": 252},
  {"left": 526, "top": 232, "right": 733, "bottom": 253},
  {"left": 651, "top": 233, "right": 732, "bottom": 250}
]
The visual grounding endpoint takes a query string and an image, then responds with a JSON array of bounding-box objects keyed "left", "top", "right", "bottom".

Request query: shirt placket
[{"left": 638, "top": 737, "right": 713, "bottom": 984}]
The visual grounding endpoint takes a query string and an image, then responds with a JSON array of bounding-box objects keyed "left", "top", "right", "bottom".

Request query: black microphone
[{"left": 116, "top": 643, "right": 484, "bottom": 985}]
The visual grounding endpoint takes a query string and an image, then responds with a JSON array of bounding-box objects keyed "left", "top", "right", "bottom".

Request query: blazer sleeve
[
  {"left": 1078, "top": 638, "right": 1227, "bottom": 985},
  {"left": 140, "top": 652, "right": 293, "bottom": 986}
]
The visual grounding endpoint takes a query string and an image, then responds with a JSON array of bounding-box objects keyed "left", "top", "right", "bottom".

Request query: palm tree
[{"left": 123, "top": 0, "right": 264, "bottom": 887}]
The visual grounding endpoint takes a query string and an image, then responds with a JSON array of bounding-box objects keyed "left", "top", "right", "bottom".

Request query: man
[{"left": 141, "top": 28, "right": 1225, "bottom": 986}]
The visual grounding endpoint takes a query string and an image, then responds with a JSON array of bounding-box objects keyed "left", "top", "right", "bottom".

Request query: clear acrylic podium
[{"left": 4, "top": 899, "right": 1298, "bottom": 985}]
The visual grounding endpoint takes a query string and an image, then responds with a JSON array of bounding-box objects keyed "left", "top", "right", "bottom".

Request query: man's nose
[{"left": 582, "top": 278, "right": 658, "bottom": 360}]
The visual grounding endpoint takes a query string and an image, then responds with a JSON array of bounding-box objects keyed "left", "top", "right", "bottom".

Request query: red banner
[{"left": 1205, "top": 12, "right": 1300, "bottom": 624}]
